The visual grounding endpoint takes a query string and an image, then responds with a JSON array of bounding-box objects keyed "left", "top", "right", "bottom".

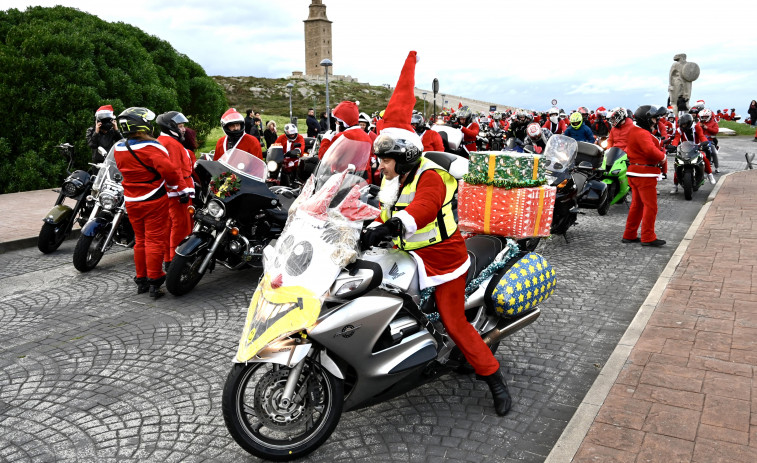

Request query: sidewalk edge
[
  {"left": 0, "top": 229, "right": 81, "bottom": 254},
  {"left": 544, "top": 173, "right": 733, "bottom": 463}
]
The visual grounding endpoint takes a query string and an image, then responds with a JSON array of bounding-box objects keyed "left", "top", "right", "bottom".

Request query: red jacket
[
  {"left": 318, "top": 126, "right": 372, "bottom": 159},
  {"left": 607, "top": 118, "right": 634, "bottom": 151},
  {"left": 158, "top": 134, "right": 194, "bottom": 197},
  {"left": 461, "top": 122, "right": 479, "bottom": 151},
  {"left": 214, "top": 134, "right": 262, "bottom": 161},
  {"left": 420, "top": 129, "right": 444, "bottom": 152},
  {"left": 700, "top": 118, "right": 719, "bottom": 137},
  {"left": 273, "top": 134, "right": 306, "bottom": 155},
  {"left": 672, "top": 123, "right": 706, "bottom": 146},
  {"left": 115, "top": 139, "right": 182, "bottom": 202},
  {"left": 626, "top": 126, "right": 665, "bottom": 177},
  {"left": 542, "top": 119, "right": 566, "bottom": 135}
]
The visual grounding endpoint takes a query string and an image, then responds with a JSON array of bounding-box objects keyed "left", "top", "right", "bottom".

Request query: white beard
[{"left": 378, "top": 175, "right": 401, "bottom": 211}]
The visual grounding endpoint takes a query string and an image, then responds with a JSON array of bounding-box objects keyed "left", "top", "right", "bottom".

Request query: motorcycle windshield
[
  {"left": 314, "top": 135, "right": 373, "bottom": 190},
  {"left": 604, "top": 147, "right": 627, "bottom": 167},
  {"left": 544, "top": 135, "right": 578, "bottom": 173},
  {"left": 678, "top": 141, "right": 700, "bottom": 161},
  {"left": 94, "top": 145, "right": 122, "bottom": 191},
  {"left": 236, "top": 148, "right": 380, "bottom": 362},
  {"left": 217, "top": 148, "right": 266, "bottom": 181}
]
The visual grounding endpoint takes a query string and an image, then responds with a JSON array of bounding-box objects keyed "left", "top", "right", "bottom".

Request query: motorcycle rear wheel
[
  {"left": 682, "top": 171, "right": 694, "bottom": 201},
  {"left": 597, "top": 188, "right": 612, "bottom": 216},
  {"left": 222, "top": 359, "right": 344, "bottom": 461},
  {"left": 165, "top": 253, "right": 206, "bottom": 296},
  {"left": 72, "top": 230, "right": 106, "bottom": 272},
  {"left": 37, "top": 221, "right": 68, "bottom": 254}
]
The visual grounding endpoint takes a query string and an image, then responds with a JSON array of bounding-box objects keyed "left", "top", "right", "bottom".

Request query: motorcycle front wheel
[
  {"left": 72, "top": 230, "right": 106, "bottom": 272},
  {"left": 165, "top": 252, "right": 206, "bottom": 296},
  {"left": 222, "top": 359, "right": 344, "bottom": 461},
  {"left": 37, "top": 221, "right": 69, "bottom": 254},
  {"left": 682, "top": 170, "right": 694, "bottom": 201}
]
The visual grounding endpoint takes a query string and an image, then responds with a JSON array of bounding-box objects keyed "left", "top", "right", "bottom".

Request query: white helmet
[{"left": 284, "top": 123, "right": 298, "bottom": 140}]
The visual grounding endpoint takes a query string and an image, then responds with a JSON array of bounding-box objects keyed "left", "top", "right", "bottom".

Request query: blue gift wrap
[{"left": 491, "top": 253, "right": 556, "bottom": 316}]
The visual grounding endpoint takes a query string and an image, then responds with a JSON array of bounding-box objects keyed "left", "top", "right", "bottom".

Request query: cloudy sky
[{"left": 3, "top": 0, "right": 755, "bottom": 113}]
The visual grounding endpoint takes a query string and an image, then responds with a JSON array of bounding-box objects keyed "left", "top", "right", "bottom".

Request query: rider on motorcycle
[
  {"left": 412, "top": 113, "right": 444, "bottom": 152},
  {"left": 542, "top": 107, "right": 566, "bottom": 135},
  {"left": 274, "top": 123, "right": 306, "bottom": 156},
  {"left": 564, "top": 112, "right": 596, "bottom": 143},
  {"left": 698, "top": 108, "right": 720, "bottom": 173},
  {"left": 524, "top": 122, "right": 552, "bottom": 153},
  {"left": 506, "top": 109, "right": 532, "bottom": 143},
  {"left": 669, "top": 113, "right": 716, "bottom": 193},
  {"left": 317, "top": 100, "right": 373, "bottom": 159},
  {"left": 591, "top": 107, "right": 611, "bottom": 138},
  {"left": 363, "top": 131, "right": 512, "bottom": 416},
  {"left": 214, "top": 108, "right": 263, "bottom": 161},
  {"left": 457, "top": 106, "right": 480, "bottom": 153}
]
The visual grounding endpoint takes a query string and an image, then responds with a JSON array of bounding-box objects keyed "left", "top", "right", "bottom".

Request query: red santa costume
[
  {"left": 420, "top": 128, "right": 444, "bottom": 152},
  {"left": 460, "top": 116, "right": 480, "bottom": 153},
  {"left": 214, "top": 109, "right": 263, "bottom": 161},
  {"left": 273, "top": 133, "right": 306, "bottom": 154},
  {"left": 607, "top": 117, "right": 634, "bottom": 151},
  {"left": 157, "top": 133, "right": 195, "bottom": 263},
  {"left": 622, "top": 126, "right": 665, "bottom": 243},
  {"left": 375, "top": 51, "right": 499, "bottom": 376},
  {"left": 114, "top": 138, "right": 182, "bottom": 281}
]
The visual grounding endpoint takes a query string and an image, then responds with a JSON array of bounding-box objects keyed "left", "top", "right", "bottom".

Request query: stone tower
[{"left": 303, "top": 0, "right": 332, "bottom": 75}]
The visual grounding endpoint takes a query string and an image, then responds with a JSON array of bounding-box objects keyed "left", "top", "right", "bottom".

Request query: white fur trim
[
  {"left": 393, "top": 210, "right": 417, "bottom": 239},
  {"left": 380, "top": 127, "right": 423, "bottom": 151},
  {"left": 410, "top": 254, "right": 470, "bottom": 290}
]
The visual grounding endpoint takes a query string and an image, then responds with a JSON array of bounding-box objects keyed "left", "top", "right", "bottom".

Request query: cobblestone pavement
[{"left": 0, "top": 138, "right": 751, "bottom": 462}]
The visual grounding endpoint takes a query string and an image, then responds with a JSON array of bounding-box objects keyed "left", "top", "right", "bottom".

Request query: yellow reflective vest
[{"left": 380, "top": 157, "right": 458, "bottom": 251}]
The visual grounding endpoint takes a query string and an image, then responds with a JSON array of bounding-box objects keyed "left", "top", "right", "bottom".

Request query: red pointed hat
[
  {"left": 95, "top": 105, "right": 114, "bottom": 118},
  {"left": 221, "top": 108, "right": 244, "bottom": 125},
  {"left": 333, "top": 101, "right": 359, "bottom": 127},
  {"left": 380, "top": 51, "right": 422, "bottom": 150}
]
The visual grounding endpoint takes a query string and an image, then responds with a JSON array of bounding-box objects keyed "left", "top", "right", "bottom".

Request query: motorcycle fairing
[
  {"left": 43, "top": 204, "right": 73, "bottom": 225},
  {"left": 236, "top": 280, "right": 321, "bottom": 363}
]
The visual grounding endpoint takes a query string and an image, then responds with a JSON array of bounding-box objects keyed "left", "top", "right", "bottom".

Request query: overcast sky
[{"left": 3, "top": 0, "right": 755, "bottom": 113}]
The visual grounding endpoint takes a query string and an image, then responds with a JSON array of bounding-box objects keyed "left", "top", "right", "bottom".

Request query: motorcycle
[
  {"left": 479, "top": 125, "right": 505, "bottom": 151},
  {"left": 599, "top": 146, "right": 631, "bottom": 210},
  {"left": 38, "top": 143, "right": 96, "bottom": 254},
  {"left": 221, "top": 135, "right": 555, "bottom": 460},
  {"left": 674, "top": 141, "right": 706, "bottom": 201},
  {"left": 72, "top": 145, "right": 134, "bottom": 272},
  {"left": 165, "top": 148, "right": 289, "bottom": 296},
  {"left": 265, "top": 143, "right": 303, "bottom": 188},
  {"left": 573, "top": 141, "right": 609, "bottom": 215},
  {"left": 543, "top": 135, "right": 579, "bottom": 237}
]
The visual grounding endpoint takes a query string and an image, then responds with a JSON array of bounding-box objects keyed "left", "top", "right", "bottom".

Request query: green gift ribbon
[{"left": 463, "top": 173, "right": 546, "bottom": 189}]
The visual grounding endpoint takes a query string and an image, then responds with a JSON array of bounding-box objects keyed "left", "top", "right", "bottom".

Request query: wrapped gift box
[
  {"left": 489, "top": 252, "right": 556, "bottom": 317},
  {"left": 458, "top": 181, "right": 556, "bottom": 238},
  {"left": 465, "top": 151, "right": 547, "bottom": 188}
]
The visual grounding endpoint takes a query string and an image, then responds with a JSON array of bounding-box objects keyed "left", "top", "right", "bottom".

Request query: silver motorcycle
[{"left": 222, "top": 137, "right": 556, "bottom": 460}]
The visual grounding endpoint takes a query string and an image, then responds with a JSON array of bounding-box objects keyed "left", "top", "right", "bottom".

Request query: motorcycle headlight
[
  {"left": 267, "top": 160, "right": 279, "bottom": 172},
  {"left": 206, "top": 199, "right": 225, "bottom": 218},
  {"left": 100, "top": 193, "right": 117, "bottom": 210},
  {"left": 62, "top": 179, "right": 83, "bottom": 198}
]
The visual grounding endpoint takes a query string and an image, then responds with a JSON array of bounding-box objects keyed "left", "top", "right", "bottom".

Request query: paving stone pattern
[{"left": 0, "top": 140, "right": 750, "bottom": 462}]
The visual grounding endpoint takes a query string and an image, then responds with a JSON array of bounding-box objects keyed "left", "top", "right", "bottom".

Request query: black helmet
[
  {"left": 156, "top": 111, "right": 189, "bottom": 142},
  {"left": 118, "top": 107, "right": 158, "bottom": 138},
  {"left": 373, "top": 133, "right": 422, "bottom": 175},
  {"left": 679, "top": 113, "right": 694, "bottom": 131},
  {"left": 411, "top": 113, "right": 425, "bottom": 134},
  {"left": 634, "top": 105, "right": 665, "bottom": 131}
]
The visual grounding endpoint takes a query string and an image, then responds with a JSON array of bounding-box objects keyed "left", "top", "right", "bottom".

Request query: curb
[
  {"left": 0, "top": 229, "right": 81, "bottom": 254},
  {"left": 544, "top": 172, "right": 735, "bottom": 463}
]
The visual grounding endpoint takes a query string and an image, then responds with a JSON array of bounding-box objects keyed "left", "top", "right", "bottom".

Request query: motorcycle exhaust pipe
[{"left": 481, "top": 308, "right": 541, "bottom": 347}]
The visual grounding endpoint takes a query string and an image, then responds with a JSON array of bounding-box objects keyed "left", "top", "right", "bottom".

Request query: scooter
[
  {"left": 599, "top": 147, "right": 631, "bottom": 210},
  {"left": 221, "top": 138, "right": 556, "bottom": 461},
  {"left": 674, "top": 141, "right": 706, "bottom": 201}
]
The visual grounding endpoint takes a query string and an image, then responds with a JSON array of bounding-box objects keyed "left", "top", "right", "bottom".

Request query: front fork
[
  {"left": 278, "top": 358, "right": 306, "bottom": 408},
  {"left": 198, "top": 224, "right": 229, "bottom": 274},
  {"left": 100, "top": 208, "right": 126, "bottom": 253}
]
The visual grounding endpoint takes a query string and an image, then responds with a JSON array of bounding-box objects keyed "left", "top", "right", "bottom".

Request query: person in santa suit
[
  {"left": 360, "top": 50, "right": 512, "bottom": 416},
  {"left": 214, "top": 108, "right": 263, "bottom": 161},
  {"left": 317, "top": 101, "right": 374, "bottom": 160},
  {"left": 622, "top": 105, "right": 667, "bottom": 247},
  {"left": 698, "top": 108, "right": 720, "bottom": 173},
  {"left": 411, "top": 113, "right": 444, "bottom": 152},
  {"left": 606, "top": 107, "right": 634, "bottom": 151},
  {"left": 457, "top": 106, "right": 479, "bottom": 154},
  {"left": 273, "top": 123, "right": 306, "bottom": 155},
  {"left": 156, "top": 111, "right": 195, "bottom": 271},
  {"left": 114, "top": 107, "right": 184, "bottom": 298},
  {"left": 542, "top": 107, "right": 566, "bottom": 135}
]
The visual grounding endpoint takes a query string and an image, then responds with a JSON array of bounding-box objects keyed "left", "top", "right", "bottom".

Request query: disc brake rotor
[{"left": 254, "top": 368, "right": 314, "bottom": 428}]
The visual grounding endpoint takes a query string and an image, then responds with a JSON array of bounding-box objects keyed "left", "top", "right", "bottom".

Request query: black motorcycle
[
  {"left": 165, "top": 148, "right": 289, "bottom": 296},
  {"left": 265, "top": 143, "right": 304, "bottom": 188},
  {"left": 572, "top": 141, "right": 610, "bottom": 215},
  {"left": 482, "top": 125, "right": 506, "bottom": 151},
  {"left": 674, "top": 141, "right": 706, "bottom": 201},
  {"left": 73, "top": 145, "right": 134, "bottom": 272},
  {"left": 38, "top": 143, "right": 96, "bottom": 253},
  {"left": 543, "top": 135, "right": 580, "bottom": 238}
]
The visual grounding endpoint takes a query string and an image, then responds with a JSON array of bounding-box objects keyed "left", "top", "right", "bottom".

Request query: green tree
[{"left": 0, "top": 6, "right": 227, "bottom": 193}]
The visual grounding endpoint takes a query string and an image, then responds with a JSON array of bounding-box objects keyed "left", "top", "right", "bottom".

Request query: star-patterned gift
[
  {"left": 491, "top": 252, "right": 556, "bottom": 317},
  {"left": 465, "top": 151, "right": 547, "bottom": 188},
  {"left": 458, "top": 181, "right": 556, "bottom": 238}
]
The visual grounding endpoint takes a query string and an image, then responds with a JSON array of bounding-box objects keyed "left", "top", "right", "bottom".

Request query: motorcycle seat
[{"left": 464, "top": 235, "right": 506, "bottom": 285}]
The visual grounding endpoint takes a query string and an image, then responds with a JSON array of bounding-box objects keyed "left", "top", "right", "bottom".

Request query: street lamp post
[
  {"left": 442, "top": 94, "right": 446, "bottom": 111},
  {"left": 422, "top": 92, "right": 427, "bottom": 118},
  {"left": 320, "top": 58, "right": 333, "bottom": 130},
  {"left": 286, "top": 82, "right": 294, "bottom": 124}
]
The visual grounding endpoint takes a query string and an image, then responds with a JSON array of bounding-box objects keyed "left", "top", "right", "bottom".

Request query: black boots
[
  {"left": 477, "top": 371, "right": 512, "bottom": 416},
  {"left": 148, "top": 275, "right": 166, "bottom": 299},
  {"left": 133, "top": 277, "right": 149, "bottom": 294}
]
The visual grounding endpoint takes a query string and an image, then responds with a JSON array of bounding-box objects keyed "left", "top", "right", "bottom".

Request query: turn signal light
[
  {"left": 230, "top": 227, "right": 239, "bottom": 236},
  {"left": 557, "top": 179, "right": 569, "bottom": 188},
  {"left": 187, "top": 205, "right": 195, "bottom": 216}
]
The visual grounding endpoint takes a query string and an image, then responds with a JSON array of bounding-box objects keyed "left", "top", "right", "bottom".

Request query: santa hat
[
  {"left": 221, "top": 108, "right": 244, "bottom": 125},
  {"left": 95, "top": 105, "right": 114, "bottom": 119},
  {"left": 380, "top": 51, "right": 423, "bottom": 150},
  {"left": 695, "top": 99, "right": 705, "bottom": 108},
  {"left": 333, "top": 101, "right": 359, "bottom": 127},
  {"left": 458, "top": 102, "right": 463, "bottom": 109}
]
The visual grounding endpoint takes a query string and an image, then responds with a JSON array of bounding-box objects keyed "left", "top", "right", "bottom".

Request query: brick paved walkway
[{"left": 572, "top": 170, "right": 757, "bottom": 462}]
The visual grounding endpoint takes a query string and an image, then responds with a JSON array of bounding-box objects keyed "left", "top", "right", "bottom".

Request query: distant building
[{"left": 303, "top": 0, "right": 332, "bottom": 76}]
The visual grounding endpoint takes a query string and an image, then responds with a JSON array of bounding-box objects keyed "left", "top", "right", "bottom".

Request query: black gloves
[
  {"left": 360, "top": 217, "right": 403, "bottom": 251},
  {"left": 178, "top": 192, "right": 190, "bottom": 204}
]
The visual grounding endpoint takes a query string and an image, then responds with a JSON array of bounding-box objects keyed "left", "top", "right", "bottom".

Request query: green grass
[{"left": 719, "top": 120, "right": 756, "bottom": 136}]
